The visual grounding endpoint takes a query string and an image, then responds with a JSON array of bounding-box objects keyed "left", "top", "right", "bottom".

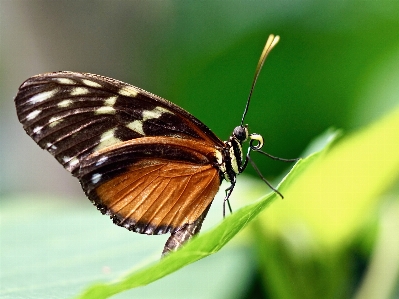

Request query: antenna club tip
[
  {"left": 268, "top": 34, "right": 280, "bottom": 47},
  {"left": 240, "top": 34, "right": 280, "bottom": 125}
]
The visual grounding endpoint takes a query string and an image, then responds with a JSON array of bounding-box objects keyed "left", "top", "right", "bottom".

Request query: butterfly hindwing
[{"left": 78, "top": 137, "right": 221, "bottom": 234}]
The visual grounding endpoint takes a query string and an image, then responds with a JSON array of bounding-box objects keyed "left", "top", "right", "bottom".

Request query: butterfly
[{"left": 14, "top": 34, "right": 297, "bottom": 256}]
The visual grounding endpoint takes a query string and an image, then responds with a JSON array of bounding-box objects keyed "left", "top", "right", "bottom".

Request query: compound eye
[
  {"left": 233, "top": 125, "right": 248, "bottom": 142},
  {"left": 249, "top": 133, "right": 264, "bottom": 150}
]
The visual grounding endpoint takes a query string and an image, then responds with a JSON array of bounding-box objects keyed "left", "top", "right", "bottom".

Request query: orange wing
[
  {"left": 91, "top": 159, "right": 220, "bottom": 234},
  {"left": 77, "top": 136, "right": 222, "bottom": 234}
]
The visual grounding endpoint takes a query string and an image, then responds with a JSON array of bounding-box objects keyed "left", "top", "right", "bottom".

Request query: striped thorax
[
  {"left": 216, "top": 124, "right": 266, "bottom": 183},
  {"left": 217, "top": 125, "right": 248, "bottom": 182}
]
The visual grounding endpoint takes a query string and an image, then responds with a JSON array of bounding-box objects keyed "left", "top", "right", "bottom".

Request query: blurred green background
[{"left": 1, "top": 1, "right": 399, "bottom": 298}]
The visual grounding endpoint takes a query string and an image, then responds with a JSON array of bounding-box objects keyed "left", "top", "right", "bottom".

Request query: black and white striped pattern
[
  {"left": 215, "top": 125, "right": 248, "bottom": 183},
  {"left": 15, "top": 71, "right": 224, "bottom": 176}
]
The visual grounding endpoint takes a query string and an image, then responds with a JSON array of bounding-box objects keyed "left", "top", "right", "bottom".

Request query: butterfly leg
[
  {"left": 247, "top": 154, "right": 284, "bottom": 199},
  {"left": 239, "top": 147, "right": 251, "bottom": 173},
  {"left": 223, "top": 177, "right": 236, "bottom": 217}
]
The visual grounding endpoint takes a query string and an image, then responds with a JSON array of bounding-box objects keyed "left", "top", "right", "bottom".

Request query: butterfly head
[
  {"left": 233, "top": 125, "right": 249, "bottom": 143},
  {"left": 233, "top": 124, "right": 264, "bottom": 150}
]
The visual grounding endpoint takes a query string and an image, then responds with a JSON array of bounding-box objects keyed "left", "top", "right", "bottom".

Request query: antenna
[{"left": 240, "top": 34, "right": 280, "bottom": 126}]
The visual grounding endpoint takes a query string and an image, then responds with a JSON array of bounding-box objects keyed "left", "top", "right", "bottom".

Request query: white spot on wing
[
  {"left": 91, "top": 173, "right": 102, "bottom": 184},
  {"left": 58, "top": 99, "right": 73, "bottom": 108},
  {"left": 33, "top": 126, "right": 43, "bottom": 134},
  {"left": 27, "top": 89, "right": 57, "bottom": 105},
  {"left": 82, "top": 79, "right": 101, "bottom": 88},
  {"left": 126, "top": 120, "right": 144, "bottom": 135},
  {"left": 26, "top": 109, "right": 42, "bottom": 120},
  {"left": 49, "top": 116, "right": 63, "bottom": 127},
  {"left": 104, "top": 96, "right": 117, "bottom": 106},
  {"left": 70, "top": 87, "right": 89, "bottom": 96},
  {"left": 62, "top": 156, "right": 80, "bottom": 172},
  {"left": 118, "top": 86, "right": 138, "bottom": 97},
  {"left": 56, "top": 78, "right": 75, "bottom": 85},
  {"left": 46, "top": 142, "right": 57, "bottom": 151},
  {"left": 95, "top": 129, "right": 121, "bottom": 150},
  {"left": 95, "top": 106, "right": 115, "bottom": 115},
  {"left": 95, "top": 156, "right": 108, "bottom": 166},
  {"left": 125, "top": 106, "right": 172, "bottom": 135},
  {"left": 142, "top": 106, "right": 171, "bottom": 120},
  {"left": 69, "top": 157, "right": 79, "bottom": 168}
]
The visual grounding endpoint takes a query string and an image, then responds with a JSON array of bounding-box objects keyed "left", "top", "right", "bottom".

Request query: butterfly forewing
[
  {"left": 15, "top": 72, "right": 224, "bottom": 174},
  {"left": 15, "top": 71, "right": 224, "bottom": 235}
]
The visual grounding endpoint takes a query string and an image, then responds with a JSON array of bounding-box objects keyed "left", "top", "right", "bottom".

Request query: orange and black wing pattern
[
  {"left": 79, "top": 138, "right": 221, "bottom": 234},
  {"left": 15, "top": 72, "right": 224, "bottom": 235}
]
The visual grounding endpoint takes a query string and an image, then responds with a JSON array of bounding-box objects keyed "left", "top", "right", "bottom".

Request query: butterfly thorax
[{"left": 215, "top": 125, "right": 249, "bottom": 183}]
